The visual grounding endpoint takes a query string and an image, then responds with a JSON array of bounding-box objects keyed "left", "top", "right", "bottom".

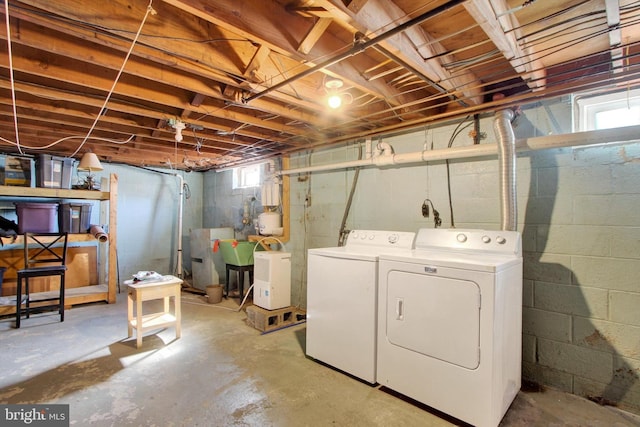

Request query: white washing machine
[
  {"left": 306, "top": 229, "right": 415, "bottom": 384},
  {"left": 377, "top": 228, "right": 522, "bottom": 427}
]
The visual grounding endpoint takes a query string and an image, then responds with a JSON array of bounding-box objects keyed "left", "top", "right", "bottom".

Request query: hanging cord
[
  {"left": 338, "top": 143, "right": 363, "bottom": 246},
  {"left": 421, "top": 199, "right": 442, "bottom": 228},
  {"left": 445, "top": 116, "right": 473, "bottom": 228},
  {"left": 4, "top": 0, "right": 22, "bottom": 153},
  {"left": 72, "top": 0, "right": 156, "bottom": 157},
  {"left": 0, "top": 134, "right": 136, "bottom": 150}
]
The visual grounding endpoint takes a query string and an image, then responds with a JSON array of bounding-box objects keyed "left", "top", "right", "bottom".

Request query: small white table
[{"left": 127, "top": 275, "right": 182, "bottom": 348}]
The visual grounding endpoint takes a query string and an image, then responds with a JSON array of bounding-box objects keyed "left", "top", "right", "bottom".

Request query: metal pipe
[
  {"left": 494, "top": 109, "right": 517, "bottom": 231},
  {"left": 242, "top": 0, "right": 466, "bottom": 104}
]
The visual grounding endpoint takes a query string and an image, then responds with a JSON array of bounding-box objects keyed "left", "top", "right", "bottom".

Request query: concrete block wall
[
  {"left": 521, "top": 142, "right": 640, "bottom": 412},
  {"left": 203, "top": 170, "right": 263, "bottom": 239},
  {"left": 285, "top": 105, "right": 640, "bottom": 413}
]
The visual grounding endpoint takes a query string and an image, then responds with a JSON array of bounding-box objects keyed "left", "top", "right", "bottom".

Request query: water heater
[{"left": 253, "top": 251, "right": 291, "bottom": 310}]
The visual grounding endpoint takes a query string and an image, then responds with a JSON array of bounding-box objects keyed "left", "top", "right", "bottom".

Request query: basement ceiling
[{"left": 0, "top": 0, "right": 639, "bottom": 170}]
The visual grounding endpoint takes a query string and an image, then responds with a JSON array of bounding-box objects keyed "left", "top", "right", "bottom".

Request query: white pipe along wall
[
  {"left": 175, "top": 173, "right": 184, "bottom": 278},
  {"left": 275, "top": 124, "right": 640, "bottom": 176}
]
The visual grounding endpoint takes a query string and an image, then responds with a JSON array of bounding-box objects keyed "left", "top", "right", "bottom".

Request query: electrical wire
[
  {"left": 7, "top": 2, "right": 251, "bottom": 45},
  {"left": 421, "top": 199, "right": 442, "bottom": 228},
  {"left": 5, "top": 0, "right": 638, "bottom": 170},
  {"left": 444, "top": 116, "right": 473, "bottom": 228},
  {"left": 338, "top": 143, "right": 362, "bottom": 246},
  {"left": 72, "top": 0, "right": 156, "bottom": 157},
  {"left": 4, "top": 0, "right": 22, "bottom": 154},
  {"left": 0, "top": 134, "right": 136, "bottom": 150}
]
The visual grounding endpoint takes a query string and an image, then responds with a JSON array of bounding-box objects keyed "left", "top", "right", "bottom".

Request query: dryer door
[{"left": 386, "top": 267, "right": 481, "bottom": 369}]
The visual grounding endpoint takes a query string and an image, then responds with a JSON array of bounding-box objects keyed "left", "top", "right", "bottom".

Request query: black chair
[{"left": 15, "top": 232, "right": 69, "bottom": 328}]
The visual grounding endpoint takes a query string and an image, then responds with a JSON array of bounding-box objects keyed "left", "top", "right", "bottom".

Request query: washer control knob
[
  {"left": 351, "top": 231, "right": 358, "bottom": 239},
  {"left": 496, "top": 236, "right": 506, "bottom": 244},
  {"left": 360, "top": 233, "right": 367, "bottom": 240},
  {"left": 369, "top": 234, "right": 375, "bottom": 240},
  {"left": 482, "top": 235, "right": 491, "bottom": 244},
  {"left": 388, "top": 233, "right": 399, "bottom": 244},
  {"left": 456, "top": 233, "right": 467, "bottom": 243}
]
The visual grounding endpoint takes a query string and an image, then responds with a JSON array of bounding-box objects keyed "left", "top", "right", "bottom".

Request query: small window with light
[
  {"left": 232, "top": 163, "right": 262, "bottom": 189},
  {"left": 575, "top": 89, "right": 640, "bottom": 131}
]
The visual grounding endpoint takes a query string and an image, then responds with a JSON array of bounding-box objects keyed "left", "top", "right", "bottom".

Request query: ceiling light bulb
[{"left": 328, "top": 94, "right": 342, "bottom": 109}]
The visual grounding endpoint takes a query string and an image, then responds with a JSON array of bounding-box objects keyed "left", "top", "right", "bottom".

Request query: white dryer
[
  {"left": 306, "top": 229, "right": 415, "bottom": 383},
  {"left": 377, "top": 228, "right": 522, "bottom": 427}
]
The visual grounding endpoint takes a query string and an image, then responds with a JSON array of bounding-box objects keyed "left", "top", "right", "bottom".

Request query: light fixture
[
  {"left": 77, "top": 152, "right": 103, "bottom": 190},
  {"left": 325, "top": 78, "right": 344, "bottom": 109},
  {"left": 172, "top": 119, "right": 186, "bottom": 142},
  {"left": 328, "top": 94, "right": 342, "bottom": 109}
]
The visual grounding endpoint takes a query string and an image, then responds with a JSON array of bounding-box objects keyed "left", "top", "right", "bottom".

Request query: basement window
[
  {"left": 575, "top": 89, "right": 640, "bottom": 131},
  {"left": 232, "top": 163, "right": 262, "bottom": 189}
]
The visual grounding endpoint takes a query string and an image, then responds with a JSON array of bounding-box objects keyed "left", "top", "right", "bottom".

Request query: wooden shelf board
[
  {"left": 0, "top": 185, "right": 109, "bottom": 200},
  {"left": 129, "top": 312, "right": 176, "bottom": 330},
  {"left": 0, "top": 284, "right": 109, "bottom": 315}
]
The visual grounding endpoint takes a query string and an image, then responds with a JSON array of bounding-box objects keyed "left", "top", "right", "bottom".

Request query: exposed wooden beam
[
  {"left": 298, "top": 17, "right": 333, "bottom": 54},
  {"left": 605, "top": 0, "right": 623, "bottom": 72},
  {"left": 161, "top": 0, "right": 425, "bottom": 107},
  {"left": 244, "top": 44, "right": 271, "bottom": 82},
  {"left": 323, "top": 0, "right": 483, "bottom": 104},
  {"left": 10, "top": 1, "right": 354, "bottom": 131},
  {"left": 152, "top": 119, "right": 168, "bottom": 137},
  {"left": 464, "top": 0, "right": 546, "bottom": 89}
]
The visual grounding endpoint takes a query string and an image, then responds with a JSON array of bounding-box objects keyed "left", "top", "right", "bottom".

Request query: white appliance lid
[
  {"left": 308, "top": 230, "right": 416, "bottom": 261},
  {"left": 308, "top": 246, "right": 380, "bottom": 261},
  {"left": 379, "top": 249, "right": 522, "bottom": 272}
]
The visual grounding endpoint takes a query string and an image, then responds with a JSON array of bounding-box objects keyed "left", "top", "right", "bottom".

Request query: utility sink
[{"left": 217, "top": 239, "right": 261, "bottom": 266}]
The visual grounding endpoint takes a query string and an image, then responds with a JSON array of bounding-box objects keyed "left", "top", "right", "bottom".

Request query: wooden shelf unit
[{"left": 0, "top": 174, "right": 118, "bottom": 315}]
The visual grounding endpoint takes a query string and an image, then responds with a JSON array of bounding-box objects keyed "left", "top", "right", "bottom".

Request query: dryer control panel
[
  {"left": 346, "top": 230, "right": 416, "bottom": 250},
  {"left": 415, "top": 228, "right": 521, "bottom": 255}
]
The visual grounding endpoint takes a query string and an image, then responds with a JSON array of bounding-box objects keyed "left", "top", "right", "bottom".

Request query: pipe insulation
[
  {"left": 275, "top": 124, "right": 640, "bottom": 176},
  {"left": 494, "top": 109, "right": 517, "bottom": 231}
]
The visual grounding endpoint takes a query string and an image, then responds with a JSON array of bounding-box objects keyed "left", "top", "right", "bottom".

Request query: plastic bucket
[{"left": 206, "top": 284, "right": 223, "bottom": 304}]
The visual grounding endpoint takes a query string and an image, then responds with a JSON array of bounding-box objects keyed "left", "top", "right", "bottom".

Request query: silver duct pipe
[{"left": 494, "top": 109, "right": 517, "bottom": 231}]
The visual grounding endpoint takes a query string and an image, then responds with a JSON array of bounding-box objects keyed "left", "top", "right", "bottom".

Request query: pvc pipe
[
  {"left": 175, "top": 173, "right": 184, "bottom": 279},
  {"left": 276, "top": 125, "right": 640, "bottom": 176}
]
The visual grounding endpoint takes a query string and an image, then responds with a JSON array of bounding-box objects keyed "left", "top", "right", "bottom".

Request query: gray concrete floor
[{"left": 1, "top": 291, "right": 639, "bottom": 427}]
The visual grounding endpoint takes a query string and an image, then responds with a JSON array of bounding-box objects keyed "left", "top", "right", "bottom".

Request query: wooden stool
[
  {"left": 127, "top": 275, "right": 182, "bottom": 348},
  {"left": 225, "top": 264, "right": 254, "bottom": 299}
]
